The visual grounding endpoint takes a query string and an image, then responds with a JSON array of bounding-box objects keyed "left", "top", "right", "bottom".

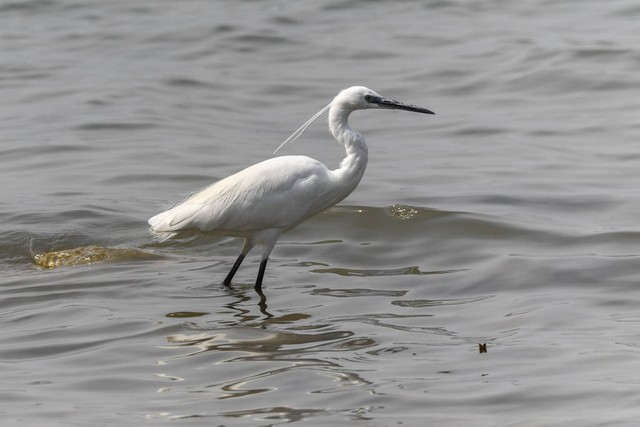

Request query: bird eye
[{"left": 364, "top": 95, "right": 373, "bottom": 102}]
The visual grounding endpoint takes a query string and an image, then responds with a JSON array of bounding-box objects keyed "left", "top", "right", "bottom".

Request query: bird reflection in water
[{"left": 222, "top": 282, "right": 276, "bottom": 322}]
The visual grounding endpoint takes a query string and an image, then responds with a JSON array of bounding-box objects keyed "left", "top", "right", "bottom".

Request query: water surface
[{"left": 2, "top": 0, "right": 640, "bottom": 425}]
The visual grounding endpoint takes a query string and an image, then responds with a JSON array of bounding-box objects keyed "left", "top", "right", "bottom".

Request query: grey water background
[{"left": 2, "top": 0, "right": 640, "bottom": 425}]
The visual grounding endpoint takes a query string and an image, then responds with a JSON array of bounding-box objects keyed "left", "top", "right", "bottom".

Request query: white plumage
[{"left": 149, "top": 86, "right": 434, "bottom": 290}]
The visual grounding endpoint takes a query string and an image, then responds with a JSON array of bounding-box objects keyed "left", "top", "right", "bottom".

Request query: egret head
[
  {"left": 274, "top": 86, "right": 433, "bottom": 154},
  {"left": 334, "top": 86, "right": 435, "bottom": 115}
]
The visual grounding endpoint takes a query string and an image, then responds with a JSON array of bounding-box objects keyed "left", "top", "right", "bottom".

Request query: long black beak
[{"left": 373, "top": 96, "right": 435, "bottom": 115}]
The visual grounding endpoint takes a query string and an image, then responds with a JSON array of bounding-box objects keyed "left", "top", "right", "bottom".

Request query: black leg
[
  {"left": 223, "top": 253, "right": 246, "bottom": 286},
  {"left": 255, "top": 258, "right": 268, "bottom": 290}
]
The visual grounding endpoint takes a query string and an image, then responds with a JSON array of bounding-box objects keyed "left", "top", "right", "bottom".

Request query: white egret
[{"left": 149, "top": 86, "right": 434, "bottom": 290}]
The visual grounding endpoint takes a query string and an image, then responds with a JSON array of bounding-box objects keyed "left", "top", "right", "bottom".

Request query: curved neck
[
  {"left": 329, "top": 105, "right": 368, "bottom": 156},
  {"left": 328, "top": 104, "right": 369, "bottom": 192}
]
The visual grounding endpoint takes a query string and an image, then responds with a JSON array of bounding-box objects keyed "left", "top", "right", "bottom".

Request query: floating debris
[
  {"left": 33, "top": 245, "right": 161, "bottom": 269},
  {"left": 479, "top": 343, "right": 487, "bottom": 354}
]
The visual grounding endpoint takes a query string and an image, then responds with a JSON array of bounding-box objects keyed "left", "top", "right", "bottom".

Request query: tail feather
[{"left": 148, "top": 203, "right": 206, "bottom": 234}]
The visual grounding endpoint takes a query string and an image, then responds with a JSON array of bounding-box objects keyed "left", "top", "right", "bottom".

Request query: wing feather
[{"left": 148, "top": 155, "right": 345, "bottom": 235}]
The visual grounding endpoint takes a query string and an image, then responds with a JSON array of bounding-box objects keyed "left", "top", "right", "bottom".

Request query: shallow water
[{"left": 3, "top": 0, "right": 640, "bottom": 425}]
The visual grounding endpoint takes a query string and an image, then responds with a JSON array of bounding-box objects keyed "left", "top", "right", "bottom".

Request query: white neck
[{"left": 328, "top": 104, "right": 369, "bottom": 195}]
